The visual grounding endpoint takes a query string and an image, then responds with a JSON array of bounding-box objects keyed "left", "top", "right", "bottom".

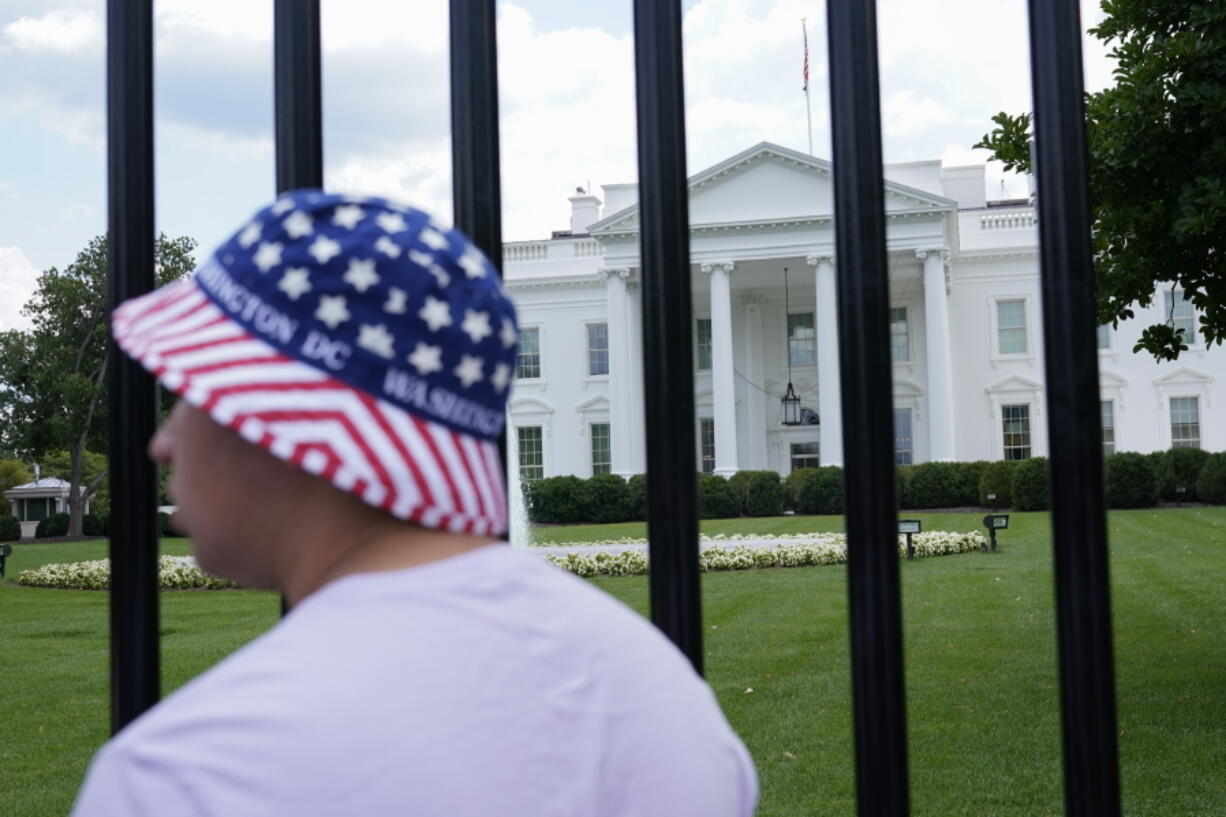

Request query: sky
[{"left": 0, "top": 0, "right": 1115, "bottom": 333}]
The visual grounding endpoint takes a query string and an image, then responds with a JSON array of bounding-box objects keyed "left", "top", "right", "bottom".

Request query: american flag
[
  {"left": 112, "top": 191, "right": 517, "bottom": 535},
  {"left": 802, "top": 19, "right": 809, "bottom": 93}
]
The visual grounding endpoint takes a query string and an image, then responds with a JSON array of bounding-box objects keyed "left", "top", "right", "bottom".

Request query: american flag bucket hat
[{"left": 112, "top": 191, "right": 517, "bottom": 536}]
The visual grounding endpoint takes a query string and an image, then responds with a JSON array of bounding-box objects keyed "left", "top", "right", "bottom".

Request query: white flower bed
[
  {"left": 17, "top": 556, "right": 239, "bottom": 591},
  {"left": 540, "top": 531, "right": 986, "bottom": 578}
]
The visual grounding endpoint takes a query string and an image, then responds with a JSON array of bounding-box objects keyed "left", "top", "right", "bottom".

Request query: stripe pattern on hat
[{"left": 113, "top": 277, "right": 508, "bottom": 536}]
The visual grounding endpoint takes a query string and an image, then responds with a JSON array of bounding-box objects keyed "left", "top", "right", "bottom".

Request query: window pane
[
  {"left": 696, "top": 318, "right": 712, "bottom": 371},
  {"left": 790, "top": 441, "right": 820, "bottom": 472},
  {"left": 894, "top": 408, "right": 913, "bottom": 465},
  {"left": 1001, "top": 404, "right": 1031, "bottom": 460},
  {"left": 889, "top": 307, "right": 909, "bottom": 362},
  {"left": 1097, "top": 324, "right": 1110, "bottom": 350},
  {"left": 516, "top": 327, "right": 541, "bottom": 379},
  {"left": 1170, "top": 396, "right": 1200, "bottom": 448},
  {"left": 997, "top": 300, "right": 1027, "bottom": 354},
  {"left": 1101, "top": 400, "right": 1115, "bottom": 455},
  {"left": 591, "top": 423, "right": 611, "bottom": 475},
  {"left": 700, "top": 417, "right": 715, "bottom": 474},
  {"left": 1165, "top": 291, "right": 1196, "bottom": 344},
  {"left": 587, "top": 323, "right": 608, "bottom": 376},
  {"left": 788, "top": 312, "right": 816, "bottom": 367},
  {"left": 517, "top": 426, "right": 544, "bottom": 481}
]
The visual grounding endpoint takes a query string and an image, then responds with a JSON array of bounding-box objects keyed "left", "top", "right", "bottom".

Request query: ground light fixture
[
  {"left": 0, "top": 543, "right": 11, "bottom": 579},
  {"left": 780, "top": 266, "right": 802, "bottom": 426},
  {"left": 982, "top": 513, "right": 1009, "bottom": 551},
  {"left": 898, "top": 518, "right": 922, "bottom": 559}
]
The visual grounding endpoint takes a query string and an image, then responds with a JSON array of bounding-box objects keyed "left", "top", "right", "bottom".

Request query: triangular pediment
[
  {"left": 1099, "top": 370, "right": 1128, "bottom": 387},
  {"left": 985, "top": 374, "right": 1043, "bottom": 393},
  {"left": 575, "top": 395, "right": 610, "bottom": 412},
  {"left": 589, "top": 142, "right": 955, "bottom": 235},
  {"left": 1154, "top": 366, "right": 1214, "bottom": 386}
]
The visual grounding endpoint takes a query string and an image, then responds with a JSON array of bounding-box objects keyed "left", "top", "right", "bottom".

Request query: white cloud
[
  {"left": 0, "top": 246, "right": 39, "bottom": 332},
  {"left": 3, "top": 9, "right": 102, "bottom": 54},
  {"left": 882, "top": 90, "right": 957, "bottom": 138},
  {"left": 325, "top": 145, "right": 454, "bottom": 222}
]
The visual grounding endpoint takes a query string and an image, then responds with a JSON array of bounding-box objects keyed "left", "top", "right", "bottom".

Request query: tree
[
  {"left": 0, "top": 234, "right": 196, "bottom": 536},
  {"left": 0, "top": 458, "right": 33, "bottom": 516},
  {"left": 975, "top": 1, "right": 1226, "bottom": 361}
]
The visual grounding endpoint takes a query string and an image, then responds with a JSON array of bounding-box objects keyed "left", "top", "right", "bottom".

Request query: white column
[
  {"left": 742, "top": 295, "right": 767, "bottom": 468},
  {"left": 808, "top": 254, "right": 843, "bottom": 466},
  {"left": 626, "top": 280, "right": 647, "bottom": 474},
  {"left": 919, "top": 248, "right": 956, "bottom": 461},
  {"left": 601, "top": 267, "right": 633, "bottom": 476},
  {"left": 702, "top": 261, "right": 739, "bottom": 476}
]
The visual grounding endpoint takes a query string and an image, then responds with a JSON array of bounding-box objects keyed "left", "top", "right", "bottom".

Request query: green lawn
[{"left": 3, "top": 510, "right": 1225, "bottom": 816}]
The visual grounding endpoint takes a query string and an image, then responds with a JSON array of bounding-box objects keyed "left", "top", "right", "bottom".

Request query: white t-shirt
[{"left": 72, "top": 545, "right": 758, "bottom": 816}]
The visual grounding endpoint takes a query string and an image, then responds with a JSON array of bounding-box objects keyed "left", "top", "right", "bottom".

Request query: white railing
[
  {"left": 503, "top": 237, "right": 605, "bottom": 263},
  {"left": 979, "top": 210, "right": 1036, "bottom": 231},
  {"left": 503, "top": 241, "right": 549, "bottom": 263},
  {"left": 573, "top": 239, "right": 602, "bottom": 258}
]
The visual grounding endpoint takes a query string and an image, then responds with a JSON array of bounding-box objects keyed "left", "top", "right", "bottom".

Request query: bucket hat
[{"left": 112, "top": 190, "right": 517, "bottom": 535}]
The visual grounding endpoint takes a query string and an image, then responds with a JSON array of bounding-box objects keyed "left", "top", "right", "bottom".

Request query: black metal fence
[{"left": 104, "top": 1, "right": 1120, "bottom": 813}]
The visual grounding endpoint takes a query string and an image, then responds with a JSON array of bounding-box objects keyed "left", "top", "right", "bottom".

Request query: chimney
[
  {"left": 568, "top": 192, "right": 602, "bottom": 235},
  {"left": 34, "top": 463, "right": 40, "bottom": 482}
]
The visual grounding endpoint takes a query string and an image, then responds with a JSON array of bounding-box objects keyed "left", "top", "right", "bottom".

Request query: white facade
[{"left": 503, "top": 142, "right": 1223, "bottom": 480}]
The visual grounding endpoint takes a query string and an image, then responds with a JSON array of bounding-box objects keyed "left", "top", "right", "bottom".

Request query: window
[
  {"left": 1097, "top": 324, "right": 1111, "bottom": 350},
  {"left": 894, "top": 408, "right": 913, "bottom": 465},
  {"left": 1170, "top": 396, "right": 1200, "bottom": 448},
  {"left": 695, "top": 318, "right": 712, "bottom": 371},
  {"left": 699, "top": 417, "right": 715, "bottom": 474},
  {"left": 889, "top": 307, "right": 909, "bottom": 362},
  {"left": 586, "top": 323, "right": 608, "bottom": 376},
  {"left": 1101, "top": 400, "right": 1115, "bottom": 455},
  {"left": 516, "top": 327, "right": 541, "bottom": 379},
  {"left": 790, "top": 441, "right": 820, "bottom": 472},
  {"left": 516, "top": 426, "right": 544, "bottom": 481},
  {"left": 1001, "top": 404, "right": 1031, "bottom": 460},
  {"left": 1165, "top": 290, "right": 1196, "bottom": 345},
  {"left": 997, "top": 299, "right": 1027, "bottom": 355},
  {"left": 788, "top": 312, "right": 816, "bottom": 366},
  {"left": 590, "top": 423, "right": 611, "bottom": 475}
]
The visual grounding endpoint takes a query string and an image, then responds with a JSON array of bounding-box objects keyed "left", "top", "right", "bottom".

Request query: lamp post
[
  {"left": 982, "top": 514, "right": 1009, "bottom": 551},
  {"left": 780, "top": 266, "right": 802, "bottom": 426}
]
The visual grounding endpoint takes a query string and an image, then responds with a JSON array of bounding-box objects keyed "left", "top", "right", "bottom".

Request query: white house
[
  {"left": 3, "top": 476, "right": 90, "bottom": 539},
  {"left": 503, "top": 142, "right": 1222, "bottom": 481}
]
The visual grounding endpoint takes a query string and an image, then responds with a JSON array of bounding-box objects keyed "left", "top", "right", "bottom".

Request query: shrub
[
  {"left": 903, "top": 462, "right": 961, "bottom": 509},
  {"left": 582, "top": 473, "right": 633, "bottom": 524},
  {"left": 1104, "top": 452, "right": 1159, "bottom": 508},
  {"left": 896, "top": 466, "right": 911, "bottom": 509},
  {"left": 1196, "top": 453, "right": 1226, "bottom": 505},
  {"left": 627, "top": 474, "right": 648, "bottom": 521},
  {"left": 35, "top": 512, "right": 70, "bottom": 538},
  {"left": 158, "top": 512, "right": 180, "bottom": 537},
  {"left": 0, "top": 514, "right": 20, "bottom": 541},
  {"left": 726, "top": 470, "right": 787, "bottom": 517},
  {"left": 1010, "top": 457, "right": 1050, "bottom": 511},
  {"left": 698, "top": 474, "right": 740, "bottom": 519},
  {"left": 979, "top": 461, "right": 1018, "bottom": 508},
  {"left": 526, "top": 476, "right": 588, "bottom": 524},
  {"left": 953, "top": 461, "right": 990, "bottom": 507},
  {"left": 1159, "top": 447, "right": 1210, "bottom": 501},
  {"left": 793, "top": 466, "right": 844, "bottom": 515},
  {"left": 83, "top": 513, "right": 108, "bottom": 537}
]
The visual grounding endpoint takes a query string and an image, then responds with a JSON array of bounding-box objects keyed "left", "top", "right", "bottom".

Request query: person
[{"left": 71, "top": 191, "right": 758, "bottom": 816}]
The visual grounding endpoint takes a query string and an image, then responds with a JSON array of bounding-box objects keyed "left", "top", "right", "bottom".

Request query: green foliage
[
  {"left": 979, "top": 461, "right": 1018, "bottom": 509},
  {"left": 82, "top": 513, "right": 107, "bottom": 537},
  {"left": 975, "top": 1, "right": 1226, "bottom": 360},
  {"left": 1105, "top": 452, "right": 1160, "bottom": 508},
  {"left": 952, "top": 461, "right": 990, "bottom": 507},
  {"left": 525, "top": 476, "right": 587, "bottom": 524},
  {"left": 159, "top": 512, "right": 179, "bottom": 538},
  {"left": 727, "top": 470, "right": 787, "bottom": 517},
  {"left": 792, "top": 466, "right": 844, "bottom": 516},
  {"left": 626, "top": 473, "right": 648, "bottom": 521},
  {"left": 1196, "top": 453, "right": 1226, "bottom": 505},
  {"left": 1159, "top": 446, "right": 1210, "bottom": 501},
  {"left": 698, "top": 474, "right": 740, "bottom": 519},
  {"left": 0, "top": 514, "right": 21, "bottom": 541},
  {"left": 1010, "top": 457, "right": 1050, "bottom": 511},
  {"left": 581, "top": 473, "right": 633, "bottom": 524},
  {"left": 34, "top": 512, "right": 70, "bottom": 538},
  {"left": 903, "top": 462, "right": 962, "bottom": 509},
  {"left": 0, "top": 458, "right": 32, "bottom": 515}
]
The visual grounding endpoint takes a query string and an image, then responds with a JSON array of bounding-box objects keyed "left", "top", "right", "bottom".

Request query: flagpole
[{"left": 802, "top": 17, "right": 813, "bottom": 155}]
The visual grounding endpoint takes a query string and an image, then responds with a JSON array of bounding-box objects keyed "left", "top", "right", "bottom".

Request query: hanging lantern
[{"left": 781, "top": 381, "right": 802, "bottom": 426}]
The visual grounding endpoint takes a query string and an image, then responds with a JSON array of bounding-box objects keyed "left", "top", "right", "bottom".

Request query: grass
[{"left": 3, "top": 510, "right": 1225, "bottom": 815}]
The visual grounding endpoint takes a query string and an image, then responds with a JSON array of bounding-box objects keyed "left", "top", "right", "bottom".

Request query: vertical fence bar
[
  {"left": 448, "top": 0, "right": 508, "bottom": 501},
  {"left": 274, "top": 0, "right": 323, "bottom": 192},
  {"left": 825, "top": 1, "right": 910, "bottom": 814},
  {"left": 106, "top": 0, "right": 160, "bottom": 734},
  {"left": 1026, "top": 2, "right": 1122, "bottom": 814},
  {"left": 631, "top": 0, "right": 703, "bottom": 672}
]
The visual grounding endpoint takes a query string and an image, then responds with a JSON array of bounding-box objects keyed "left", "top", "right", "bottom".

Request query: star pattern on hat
[
  {"left": 384, "top": 287, "right": 407, "bottom": 314},
  {"left": 270, "top": 198, "right": 296, "bottom": 216},
  {"left": 309, "top": 235, "right": 342, "bottom": 265},
  {"left": 454, "top": 354, "right": 483, "bottom": 388},
  {"left": 357, "top": 323, "right": 396, "bottom": 359},
  {"left": 419, "top": 227, "right": 449, "bottom": 251},
  {"left": 461, "top": 309, "right": 492, "bottom": 344},
  {"left": 458, "top": 248, "right": 487, "bottom": 280},
  {"left": 283, "top": 210, "right": 314, "bottom": 239},
  {"left": 333, "top": 205, "right": 364, "bottom": 229},
  {"left": 253, "top": 241, "right": 283, "bottom": 273},
  {"left": 238, "top": 222, "right": 262, "bottom": 248},
  {"left": 375, "top": 236, "right": 401, "bottom": 258},
  {"left": 407, "top": 342, "right": 443, "bottom": 376},
  {"left": 490, "top": 362, "right": 511, "bottom": 393},
  {"left": 377, "top": 212, "right": 408, "bottom": 233},
  {"left": 499, "top": 317, "right": 517, "bottom": 349},
  {"left": 278, "top": 267, "right": 312, "bottom": 301},
  {"left": 419, "top": 296, "right": 453, "bottom": 332},
  {"left": 315, "top": 294, "right": 350, "bottom": 329},
  {"left": 343, "top": 258, "right": 380, "bottom": 293}
]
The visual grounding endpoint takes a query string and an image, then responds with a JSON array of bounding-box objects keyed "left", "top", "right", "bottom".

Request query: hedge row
[
  {"left": 0, "top": 511, "right": 179, "bottom": 541},
  {"left": 523, "top": 451, "right": 1226, "bottom": 524}
]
